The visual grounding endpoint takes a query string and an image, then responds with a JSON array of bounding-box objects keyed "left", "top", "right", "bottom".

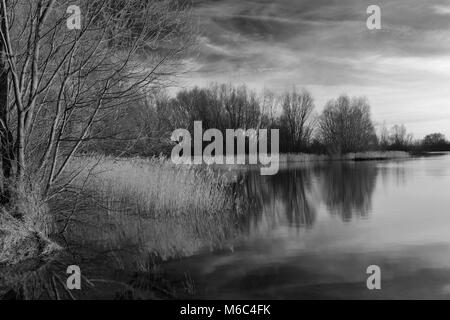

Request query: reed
[{"left": 64, "top": 155, "right": 240, "bottom": 265}]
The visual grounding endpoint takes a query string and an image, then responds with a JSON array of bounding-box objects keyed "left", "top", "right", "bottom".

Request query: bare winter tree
[
  {"left": 318, "top": 95, "right": 377, "bottom": 155},
  {"left": 0, "top": 0, "right": 194, "bottom": 208},
  {"left": 388, "top": 124, "right": 413, "bottom": 150},
  {"left": 259, "top": 88, "right": 278, "bottom": 129},
  {"left": 217, "top": 84, "right": 260, "bottom": 130},
  {"left": 378, "top": 122, "right": 390, "bottom": 150},
  {"left": 280, "top": 89, "right": 315, "bottom": 152}
]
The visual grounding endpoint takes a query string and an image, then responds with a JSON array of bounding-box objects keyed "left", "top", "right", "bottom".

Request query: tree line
[{"left": 100, "top": 83, "right": 450, "bottom": 157}]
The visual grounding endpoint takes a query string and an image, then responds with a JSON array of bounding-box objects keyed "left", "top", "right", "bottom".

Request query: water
[
  {"left": 2, "top": 154, "right": 450, "bottom": 299},
  {"left": 162, "top": 153, "right": 450, "bottom": 299}
]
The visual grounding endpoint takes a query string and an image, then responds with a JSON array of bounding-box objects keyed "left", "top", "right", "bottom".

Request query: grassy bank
[
  {"left": 0, "top": 213, "right": 59, "bottom": 266},
  {"left": 2, "top": 155, "right": 246, "bottom": 298},
  {"left": 0, "top": 182, "right": 61, "bottom": 267}
]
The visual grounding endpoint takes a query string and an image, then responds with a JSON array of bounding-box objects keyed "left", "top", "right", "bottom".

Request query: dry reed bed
[{"left": 64, "top": 155, "right": 240, "bottom": 265}]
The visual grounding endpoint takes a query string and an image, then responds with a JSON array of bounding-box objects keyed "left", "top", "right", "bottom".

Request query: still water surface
[
  {"left": 163, "top": 153, "right": 450, "bottom": 299},
  {"left": 2, "top": 154, "right": 450, "bottom": 299}
]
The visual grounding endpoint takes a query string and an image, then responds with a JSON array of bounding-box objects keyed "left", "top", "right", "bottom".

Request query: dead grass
[
  {"left": 63, "top": 155, "right": 241, "bottom": 265},
  {"left": 0, "top": 210, "right": 60, "bottom": 266},
  {"left": 0, "top": 178, "right": 60, "bottom": 266}
]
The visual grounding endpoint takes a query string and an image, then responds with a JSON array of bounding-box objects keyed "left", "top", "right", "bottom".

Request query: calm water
[
  {"left": 2, "top": 154, "right": 450, "bottom": 299},
  {"left": 162, "top": 153, "right": 450, "bottom": 299}
]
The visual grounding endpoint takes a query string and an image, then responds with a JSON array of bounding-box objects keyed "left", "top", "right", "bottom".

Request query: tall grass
[{"left": 63, "top": 155, "right": 241, "bottom": 266}]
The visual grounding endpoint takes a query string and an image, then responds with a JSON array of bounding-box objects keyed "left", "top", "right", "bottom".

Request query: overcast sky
[{"left": 176, "top": 0, "right": 450, "bottom": 138}]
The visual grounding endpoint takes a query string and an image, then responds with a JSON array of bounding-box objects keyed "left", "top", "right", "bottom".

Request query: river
[
  {"left": 162, "top": 153, "right": 450, "bottom": 299},
  {"left": 2, "top": 154, "right": 450, "bottom": 300}
]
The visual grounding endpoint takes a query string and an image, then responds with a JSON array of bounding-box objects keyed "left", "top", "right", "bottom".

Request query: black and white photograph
[{"left": 1, "top": 0, "right": 450, "bottom": 306}]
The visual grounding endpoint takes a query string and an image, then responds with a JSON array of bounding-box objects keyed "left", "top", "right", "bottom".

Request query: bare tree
[
  {"left": 280, "top": 88, "right": 315, "bottom": 152},
  {"left": 217, "top": 84, "right": 260, "bottom": 130},
  {"left": 0, "top": 5, "right": 12, "bottom": 204},
  {"left": 0, "top": 0, "right": 194, "bottom": 207},
  {"left": 259, "top": 88, "right": 278, "bottom": 129},
  {"left": 389, "top": 124, "right": 413, "bottom": 150},
  {"left": 378, "top": 122, "right": 390, "bottom": 150},
  {"left": 318, "top": 95, "right": 377, "bottom": 155}
]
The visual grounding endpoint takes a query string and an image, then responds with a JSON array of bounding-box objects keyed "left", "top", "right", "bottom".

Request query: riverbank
[
  {"left": 204, "top": 151, "right": 412, "bottom": 174},
  {"left": 0, "top": 182, "right": 62, "bottom": 268},
  {"left": 0, "top": 213, "right": 60, "bottom": 266},
  {"left": 278, "top": 151, "right": 410, "bottom": 163},
  {"left": 1, "top": 155, "right": 243, "bottom": 298}
]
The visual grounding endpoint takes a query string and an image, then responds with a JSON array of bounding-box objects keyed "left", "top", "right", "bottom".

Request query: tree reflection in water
[
  {"left": 317, "top": 162, "right": 378, "bottom": 221},
  {"left": 238, "top": 161, "right": 380, "bottom": 236}
]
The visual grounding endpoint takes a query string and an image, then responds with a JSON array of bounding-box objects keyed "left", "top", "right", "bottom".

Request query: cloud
[
  {"left": 432, "top": 5, "right": 450, "bottom": 15},
  {"left": 179, "top": 0, "right": 450, "bottom": 138}
]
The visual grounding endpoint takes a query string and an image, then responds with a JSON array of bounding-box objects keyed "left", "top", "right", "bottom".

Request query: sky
[{"left": 176, "top": 0, "right": 450, "bottom": 139}]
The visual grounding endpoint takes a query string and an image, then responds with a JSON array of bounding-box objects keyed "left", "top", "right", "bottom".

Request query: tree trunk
[
  {"left": 15, "top": 111, "right": 26, "bottom": 181},
  {"left": 0, "top": 10, "right": 13, "bottom": 205}
]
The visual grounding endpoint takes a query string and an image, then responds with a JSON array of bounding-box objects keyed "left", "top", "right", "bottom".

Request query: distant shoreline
[
  {"left": 199, "top": 151, "right": 411, "bottom": 168},
  {"left": 278, "top": 151, "right": 411, "bottom": 163}
]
